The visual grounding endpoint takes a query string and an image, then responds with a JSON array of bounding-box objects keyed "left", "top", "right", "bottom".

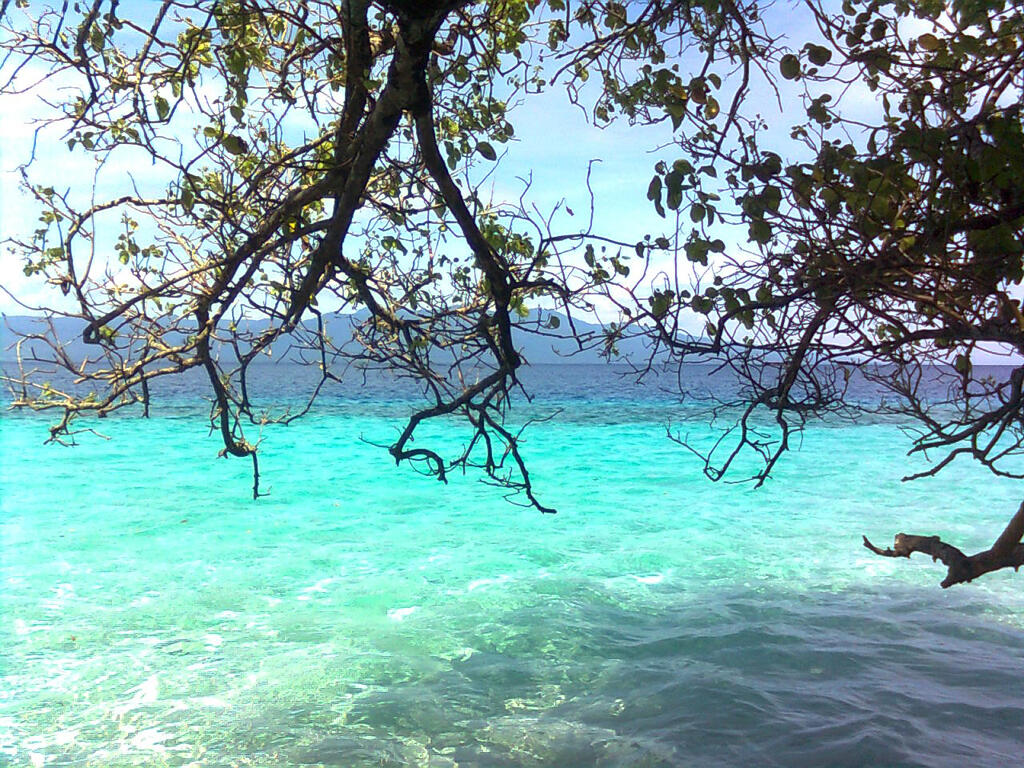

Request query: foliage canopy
[{"left": 2, "top": 0, "right": 1023, "bottom": 585}]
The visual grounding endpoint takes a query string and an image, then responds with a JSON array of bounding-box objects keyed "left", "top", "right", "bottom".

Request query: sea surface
[{"left": 2, "top": 363, "right": 1022, "bottom": 767}]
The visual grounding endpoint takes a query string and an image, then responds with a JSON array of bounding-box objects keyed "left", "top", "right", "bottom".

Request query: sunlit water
[{"left": 2, "top": 365, "right": 1022, "bottom": 767}]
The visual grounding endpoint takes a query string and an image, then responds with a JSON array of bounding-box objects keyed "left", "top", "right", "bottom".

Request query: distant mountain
[{"left": 0, "top": 310, "right": 666, "bottom": 367}]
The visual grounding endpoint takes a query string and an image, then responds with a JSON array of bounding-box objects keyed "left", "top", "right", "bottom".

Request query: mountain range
[{"left": 0, "top": 310, "right": 664, "bottom": 367}]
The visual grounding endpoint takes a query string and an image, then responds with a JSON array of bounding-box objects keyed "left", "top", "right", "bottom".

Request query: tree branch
[{"left": 864, "top": 501, "right": 1024, "bottom": 587}]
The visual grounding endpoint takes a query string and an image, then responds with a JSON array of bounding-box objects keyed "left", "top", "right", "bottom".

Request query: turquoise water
[{"left": 2, "top": 366, "right": 1023, "bottom": 766}]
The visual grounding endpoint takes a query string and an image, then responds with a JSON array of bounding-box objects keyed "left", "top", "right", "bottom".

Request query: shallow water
[{"left": 2, "top": 365, "right": 1022, "bottom": 767}]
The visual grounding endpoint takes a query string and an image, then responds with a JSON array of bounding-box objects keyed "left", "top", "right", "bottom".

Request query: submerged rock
[
  {"left": 294, "top": 734, "right": 415, "bottom": 766},
  {"left": 466, "top": 715, "right": 678, "bottom": 767},
  {"left": 476, "top": 715, "right": 612, "bottom": 764}
]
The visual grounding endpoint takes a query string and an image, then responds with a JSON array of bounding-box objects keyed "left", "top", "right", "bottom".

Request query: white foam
[
  {"left": 12, "top": 619, "right": 52, "bottom": 636},
  {"left": 297, "top": 578, "right": 335, "bottom": 601},
  {"left": 196, "top": 696, "right": 229, "bottom": 708},
  {"left": 633, "top": 574, "right": 665, "bottom": 585},
  {"left": 468, "top": 574, "right": 510, "bottom": 591},
  {"left": 112, "top": 675, "right": 159, "bottom": 717},
  {"left": 129, "top": 727, "right": 171, "bottom": 751},
  {"left": 387, "top": 606, "right": 418, "bottom": 621},
  {"left": 300, "top": 578, "right": 334, "bottom": 594},
  {"left": 41, "top": 583, "right": 75, "bottom": 612},
  {"left": 52, "top": 729, "right": 77, "bottom": 746}
]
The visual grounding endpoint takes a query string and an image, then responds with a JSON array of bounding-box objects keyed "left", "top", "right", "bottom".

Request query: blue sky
[
  {"left": 0, "top": 1, "right": 820, "bottom": 318},
  {"left": 0, "top": 67, "right": 682, "bottom": 315},
  {"left": 1, "top": 0, "right": 952, "bottom": 345}
]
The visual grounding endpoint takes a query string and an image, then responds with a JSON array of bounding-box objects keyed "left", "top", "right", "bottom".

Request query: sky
[
  {"left": 0, "top": 67, "right": 684, "bottom": 315},
  {"left": 6, "top": 1, "right": 1000, "bottom": 366},
  {"left": 0, "top": 1, "right": 817, "bottom": 318}
]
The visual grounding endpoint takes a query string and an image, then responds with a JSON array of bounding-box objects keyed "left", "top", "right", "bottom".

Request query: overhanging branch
[{"left": 863, "top": 501, "right": 1024, "bottom": 587}]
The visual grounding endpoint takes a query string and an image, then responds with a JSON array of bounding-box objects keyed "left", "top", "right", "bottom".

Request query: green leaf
[
  {"left": 749, "top": 219, "right": 773, "bottom": 244},
  {"left": 806, "top": 44, "right": 832, "bottom": 66},
  {"left": 665, "top": 171, "right": 684, "bottom": 210},
  {"left": 154, "top": 95, "right": 169, "bottom": 121},
  {"left": 476, "top": 142, "right": 497, "bottom": 161},
  {"left": 780, "top": 54, "right": 800, "bottom": 80},
  {"left": 647, "top": 175, "right": 662, "bottom": 201},
  {"left": 89, "top": 24, "right": 104, "bottom": 53},
  {"left": 684, "top": 239, "right": 710, "bottom": 265},
  {"left": 221, "top": 134, "right": 247, "bottom": 155},
  {"left": 649, "top": 289, "right": 675, "bottom": 318}
]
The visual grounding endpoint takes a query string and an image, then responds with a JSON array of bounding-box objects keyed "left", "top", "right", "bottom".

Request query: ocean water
[{"left": 2, "top": 364, "right": 1022, "bottom": 767}]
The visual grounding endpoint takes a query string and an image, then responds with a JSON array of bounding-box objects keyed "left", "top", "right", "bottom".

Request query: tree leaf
[
  {"left": 221, "top": 134, "right": 247, "bottom": 155},
  {"left": 780, "top": 54, "right": 800, "bottom": 80},
  {"left": 154, "top": 95, "right": 169, "bottom": 121},
  {"left": 807, "top": 44, "right": 832, "bottom": 66},
  {"left": 647, "top": 175, "right": 662, "bottom": 201},
  {"left": 476, "top": 141, "right": 497, "bottom": 161}
]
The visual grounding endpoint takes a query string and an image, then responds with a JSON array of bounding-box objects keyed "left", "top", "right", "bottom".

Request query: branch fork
[{"left": 864, "top": 501, "right": 1024, "bottom": 587}]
